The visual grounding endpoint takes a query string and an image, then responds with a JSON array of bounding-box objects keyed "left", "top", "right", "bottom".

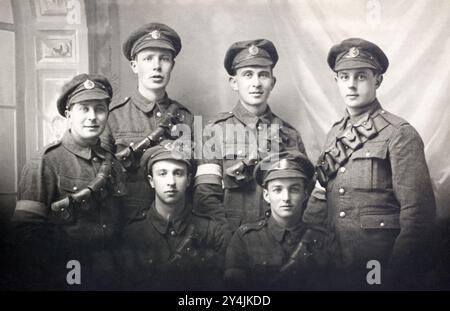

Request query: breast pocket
[
  {"left": 359, "top": 211, "right": 400, "bottom": 262},
  {"left": 351, "top": 142, "right": 391, "bottom": 190}
]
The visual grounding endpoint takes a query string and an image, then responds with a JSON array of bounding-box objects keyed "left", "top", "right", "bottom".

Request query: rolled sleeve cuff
[{"left": 15, "top": 200, "right": 48, "bottom": 218}]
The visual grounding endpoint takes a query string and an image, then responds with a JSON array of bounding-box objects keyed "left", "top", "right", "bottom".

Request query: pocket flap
[
  {"left": 360, "top": 213, "right": 400, "bottom": 229},
  {"left": 59, "top": 175, "right": 90, "bottom": 193},
  {"left": 352, "top": 142, "right": 388, "bottom": 160}
]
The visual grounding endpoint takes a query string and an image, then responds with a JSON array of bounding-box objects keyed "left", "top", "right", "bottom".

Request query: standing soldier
[
  {"left": 224, "top": 151, "right": 328, "bottom": 290},
  {"left": 303, "top": 38, "right": 436, "bottom": 289},
  {"left": 194, "top": 39, "right": 307, "bottom": 232},
  {"left": 10, "top": 74, "right": 126, "bottom": 289},
  {"left": 120, "top": 141, "right": 230, "bottom": 290},
  {"left": 101, "top": 23, "right": 194, "bottom": 225}
]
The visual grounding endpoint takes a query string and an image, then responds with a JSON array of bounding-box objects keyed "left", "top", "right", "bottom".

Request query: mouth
[
  {"left": 149, "top": 75, "right": 164, "bottom": 81},
  {"left": 279, "top": 205, "right": 293, "bottom": 209},
  {"left": 346, "top": 94, "right": 359, "bottom": 99},
  {"left": 164, "top": 190, "right": 178, "bottom": 195},
  {"left": 84, "top": 125, "right": 99, "bottom": 129},
  {"left": 249, "top": 91, "right": 263, "bottom": 96}
]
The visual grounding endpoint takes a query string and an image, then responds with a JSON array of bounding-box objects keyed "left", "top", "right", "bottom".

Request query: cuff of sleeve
[
  {"left": 195, "top": 163, "right": 222, "bottom": 177},
  {"left": 15, "top": 200, "right": 48, "bottom": 218},
  {"left": 194, "top": 174, "right": 222, "bottom": 186}
]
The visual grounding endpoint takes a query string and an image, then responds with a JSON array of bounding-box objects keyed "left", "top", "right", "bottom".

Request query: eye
[
  {"left": 82, "top": 106, "right": 89, "bottom": 113},
  {"left": 271, "top": 187, "right": 281, "bottom": 193},
  {"left": 158, "top": 171, "right": 167, "bottom": 176},
  {"left": 243, "top": 72, "right": 252, "bottom": 78},
  {"left": 143, "top": 55, "right": 152, "bottom": 62},
  {"left": 95, "top": 105, "right": 107, "bottom": 114},
  {"left": 290, "top": 186, "right": 302, "bottom": 193},
  {"left": 161, "top": 56, "right": 172, "bottom": 62},
  {"left": 358, "top": 74, "right": 366, "bottom": 80},
  {"left": 339, "top": 74, "right": 349, "bottom": 80},
  {"left": 260, "top": 72, "right": 270, "bottom": 79},
  {"left": 174, "top": 170, "right": 184, "bottom": 177}
]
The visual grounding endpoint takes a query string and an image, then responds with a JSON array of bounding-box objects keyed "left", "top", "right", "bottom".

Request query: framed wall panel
[
  {"left": 35, "top": 30, "right": 77, "bottom": 64},
  {"left": 37, "top": 69, "right": 74, "bottom": 146}
]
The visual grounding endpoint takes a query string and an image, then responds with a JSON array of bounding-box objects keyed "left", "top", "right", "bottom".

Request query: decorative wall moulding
[{"left": 35, "top": 30, "right": 77, "bottom": 64}]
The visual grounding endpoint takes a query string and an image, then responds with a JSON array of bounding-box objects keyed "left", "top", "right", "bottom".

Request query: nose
[
  {"left": 166, "top": 173, "right": 175, "bottom": 186},
  {"left": 152, "top": 58, "right": 161, "bottom": 71},
  {"left": 347, "top": 76, "right": 357, "bottom": 89},
  {"left": 251, "top": 75, "right": 262, "bottom": 88},
  {"left": 281, "top": 189, "right": 291, "bottom": 202},
  {"left": 86, "top": 107, "right": 96, "bottom": 120}
]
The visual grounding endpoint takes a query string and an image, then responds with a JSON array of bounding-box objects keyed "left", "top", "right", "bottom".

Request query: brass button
[
  {"left": 381, "top": 110, "right": 386, "bottom": 114},
  {"left": 366, "top": 152, "right": 371, "bottom": 157},
  {"left": 93, "top": 157, "right": 98, "bottom": 162},
  {"left": 257, "top": 125, "right": 262, "bottom": 131},
  {"left": 340, "top": 167, "right": 346, "bottom": 173},
  {"left": 156, "top": 111, "right": 162, "bottom": 117},
  {"left": 73, "top": 186, "right": 78, "bottom": 191},
  {"left": 170, "top": 230, "right": 176, "bottom": 236},
  {"left": 102, "top": 224, "right": 107, "bottom": 229},
  {"left": 339, "top": 188, "right": 345, "bottom": 195},
  {"left": 339, "top": 211, "right": 346, "bottom": 218},
  {"left": 380, "top": 222, "right": 385, "bottom": 227},
  {"left": 237, "top": 150, "right": 243, "bottom": 155}
]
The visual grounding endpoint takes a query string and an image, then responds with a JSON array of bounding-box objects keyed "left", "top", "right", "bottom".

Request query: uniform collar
[
  {"left": 131, "top": 88, "right": 171, "bottom": 114},
  {"left": 340, "top": 98, "right": 382, "bottom": 130},
  {"left": 61, "top": 130, "right": 106, "bottom": 161},
  {"left": 149, "top": 201, "right": 192, "bottom": 235},
  {"left": 268, "top": 215, "right": 306, "bottom": 243},
  {"left": 232, "top": 101, "right": 274, "bottom": 129}
]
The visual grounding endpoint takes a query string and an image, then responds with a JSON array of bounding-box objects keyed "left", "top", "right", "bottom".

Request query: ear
[
  {"left": 271, "top": 76, "right": 277, "bottom": 89},
  {"left": 375, "top": 74, "right": 383, "bottom": 89},
  {"left": 130, "top": 60, "right": 138, "bottom": 74},
  {"left": 147, "top": 174, "right": 155, "bottom": 188},
  {"left": 64, "top": 109, "right": 71, "bottom": 119},
  {"left": 263, "top": 188, "right": 270, "bottom": 204},
  {"left": 229, "top": 76, "right": 238, "bottom": 91},
  {"left": 171, "top": 59, "right": 176, "bottom": 70},
  {"left": 186, "top": 173, "right": 192, "bottom": 187}
]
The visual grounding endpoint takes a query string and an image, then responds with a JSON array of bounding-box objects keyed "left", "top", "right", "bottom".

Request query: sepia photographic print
[{"left": 0, "top": 0, "right": 449, "bottom": 305}]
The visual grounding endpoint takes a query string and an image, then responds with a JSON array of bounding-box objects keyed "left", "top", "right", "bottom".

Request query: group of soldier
[{"left": 7, "top": 22, "right": 437, "bottom": 290}]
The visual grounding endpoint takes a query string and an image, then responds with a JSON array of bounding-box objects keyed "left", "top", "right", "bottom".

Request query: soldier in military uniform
[
  {"left": 302, "top": 38, "right": 436, "bottom": 289},
  {"left": 224, "top": 151, "right": 328, "bottom": 290},
  {"left": 120, "top": 142, "right": 231, "bottom": 290},
  {"left": 9, "top": 74, "right": 126, "bottom": 290},
  {"left": 101, "top": 23, "right": 194, "bottom": 225},
  {"left": 194, "top": 39, "right": 307, "bottom": 232}
]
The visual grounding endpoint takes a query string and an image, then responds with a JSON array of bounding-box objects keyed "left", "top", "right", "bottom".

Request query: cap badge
[
  {"left": 248, "top": 45, "right": 259, "bottom": 56},
  {"left": 83, "top": 80, "right": 95, "bottom": 90},
  {"left": 347, "top": 47, "right": 360, "bottom": 58},
  {"left": 150, "top": 29, "right": 161, "bottom": 40}
]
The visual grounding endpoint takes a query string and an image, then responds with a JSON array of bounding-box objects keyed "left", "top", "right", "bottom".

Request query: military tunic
[
  {"left": 194, "top": 102, "right": 306, "bottom": 231},
  {"left": 225, "top": 216, "right": 327, "bottom": 289},
  {"left": 303, "top": 100, "right": 436, "bottom": 281},
  {"left": 11, "top": 131, "right": 125, "bottom": 289},
  {"left": 120, "top": 202, "right": 230, "bottom": 290},
  {"left": 101, "top": 89, "right": 194, "bottom": 224}
]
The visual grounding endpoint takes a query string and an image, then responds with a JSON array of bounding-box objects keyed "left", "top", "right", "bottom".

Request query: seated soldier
[
  {"left": 224, "top": 151, "right": 328, "bottom": 290},
  {"left": 120, "top": 141, "right": 231, "bottom": 290},
  {"left": 9, "top": 74, "right": 125, "bottom": 290}
]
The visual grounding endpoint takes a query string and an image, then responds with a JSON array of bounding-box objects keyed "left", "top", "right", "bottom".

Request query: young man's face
[
  {"left": 263, "top": 178, "right": 307, "bottom": 223},
  {"left": 65, "top": 100, "right": 109, "bottom": 145},
  {"left": 148, "top": 159, "right": 191, "bottom": 205},
  {"left": 229, "top": 66, "right": 276, "bottom": 108},
  {"left": 335, "top": 68, "right": 382, "bottom": 114},
  {"left": 131, "top": 47, "right": 174, "bottom": 93}
]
